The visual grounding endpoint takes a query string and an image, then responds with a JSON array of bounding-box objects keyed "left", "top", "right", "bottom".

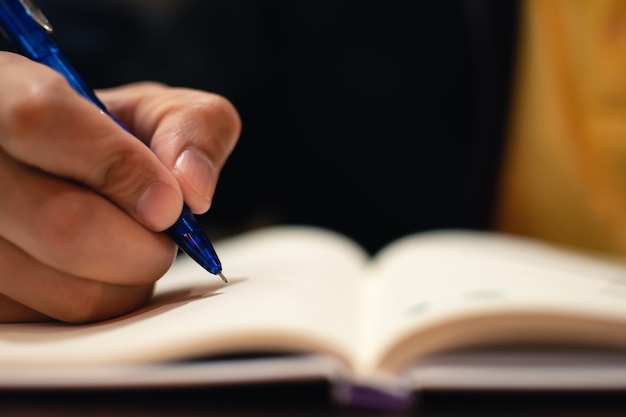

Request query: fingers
[
  {"left": 0, "top": 53, "right": 183, "bottom": 231},
  {"left": 97, "top": 82, "right": 241, "bottom": 214},
  {"left": 0, "top": 237, "right": 155, "bottom": 323},
  {"left": 0, "top": 53, "right": 239, "bottom": 323},
  {"left": 0, "top": 294, "right": 49, "bottom": 323},
  {"left": 0, "top": 149, "right": 177, "bottom": 285}
]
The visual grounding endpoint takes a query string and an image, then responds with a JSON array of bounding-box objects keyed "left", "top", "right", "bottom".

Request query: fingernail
[
  {"left": 136, "top": 181, "right": 182, "bottom": 231},
  {"left": 175, "top": 148, "right": 214, "bottom": 207}
]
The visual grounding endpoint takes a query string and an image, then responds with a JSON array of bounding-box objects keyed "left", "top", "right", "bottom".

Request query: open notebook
[{"left": 2, "top": 226, "right": 626, "bottom": 409}]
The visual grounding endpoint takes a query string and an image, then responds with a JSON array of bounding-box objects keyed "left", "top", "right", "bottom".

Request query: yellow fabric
[{"left": 495, "top": 0, "right": 626, "bottom": 256}]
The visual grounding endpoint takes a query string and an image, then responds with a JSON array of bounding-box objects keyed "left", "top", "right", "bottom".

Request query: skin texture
[{"left": 0, "top": 52, "right": 241, "bottom": 323}]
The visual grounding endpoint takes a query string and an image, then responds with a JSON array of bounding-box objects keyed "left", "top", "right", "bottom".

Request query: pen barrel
[
  {"left": 165, "top": 205, "right": 223, "bottom": 275},
  {"left": 0, "top": 0, "right": 105, "bottom": 108}
]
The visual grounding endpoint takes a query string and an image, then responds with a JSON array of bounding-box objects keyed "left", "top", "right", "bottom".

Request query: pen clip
[{"left": 18, "top": 0, "right": 52, "bottom": 33}]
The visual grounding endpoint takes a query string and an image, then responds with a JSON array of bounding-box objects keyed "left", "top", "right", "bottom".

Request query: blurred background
[{"left": 2, "top": 0, "right": 519, "bottom": 254}]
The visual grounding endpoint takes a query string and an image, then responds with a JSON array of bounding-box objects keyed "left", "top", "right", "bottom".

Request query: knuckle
[
  {"left": 35, "top": 191, "right": 94, "bottom": 267},
  {"left": 199, "top": 94, "right": 242, "bottom": 139},
  {"left": 139, "top": 247, "right": 177, "bottom": 285},
  {"left": 54, "top": 280, "right": 154, "bottom": 324},
  {"left": 92, "top": 146, "right": 148, "bottom": 199},
  {"left": 182, "top": 94, "right": 241, "bottom": 157},
  {"left": 1, "top": 71, "right": 70, "bottom": 148},
  {"left": 54, "top": 281, "right": 109, "bottom": 323}
]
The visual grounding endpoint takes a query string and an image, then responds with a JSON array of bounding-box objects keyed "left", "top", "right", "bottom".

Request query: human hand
[{"left": 0, "top": 52, "right": 241, "bottom": 323}]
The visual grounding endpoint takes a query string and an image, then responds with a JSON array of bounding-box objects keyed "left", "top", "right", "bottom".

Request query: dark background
[
  {"left": 3, "top": 0, "right": 519, "bottom": 254},
  {"left": 10, "top": 6, "right": 626, "bottom": 415}
]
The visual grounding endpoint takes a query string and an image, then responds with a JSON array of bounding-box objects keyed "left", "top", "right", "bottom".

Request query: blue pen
[{"left": 0, "top": 0, "right": 227, "bottom": 282}]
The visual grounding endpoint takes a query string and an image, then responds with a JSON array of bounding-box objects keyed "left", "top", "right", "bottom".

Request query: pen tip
[{"left": 218, "top": 272, "right": 228, "bottom": 283}]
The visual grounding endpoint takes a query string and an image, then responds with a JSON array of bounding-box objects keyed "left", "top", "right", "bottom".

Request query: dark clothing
[{"left": 7, "top": 1, "right": 519, "bottom": 254}]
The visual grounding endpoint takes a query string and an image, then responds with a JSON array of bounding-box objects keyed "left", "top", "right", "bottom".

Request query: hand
[{"left": 0, "top": 52, "right": 241, "bottom": 323}]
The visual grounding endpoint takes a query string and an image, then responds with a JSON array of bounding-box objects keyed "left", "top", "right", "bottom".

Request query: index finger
[
  {"left": 98, "top": 83, "right": 241, "bottom": 214},
  {"left": 0, "top": 53, "right": 184, "bottom": 231}
]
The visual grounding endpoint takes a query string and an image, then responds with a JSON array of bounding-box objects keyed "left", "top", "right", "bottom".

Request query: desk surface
[{"left": 2, "top": 386, "right": 626, "bottom": 417}]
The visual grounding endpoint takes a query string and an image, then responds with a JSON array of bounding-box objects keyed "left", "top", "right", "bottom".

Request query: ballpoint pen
[{"left": 0, "top": 0, "right": 227, "bottom": 282}]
